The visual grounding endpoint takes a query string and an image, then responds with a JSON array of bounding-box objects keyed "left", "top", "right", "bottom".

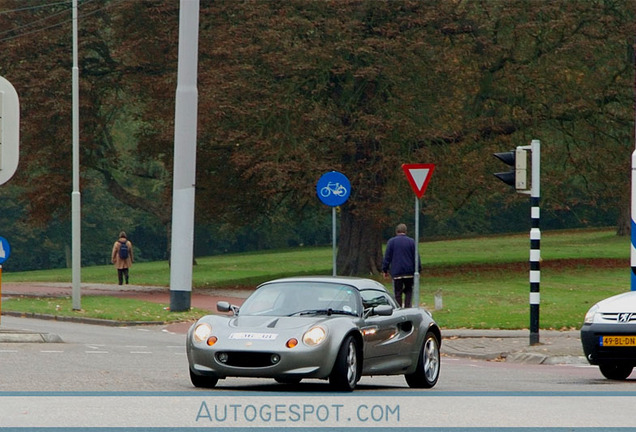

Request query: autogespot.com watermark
[
  {"left": 195, "top": 400, "right": 399, "bottom": 424},
  {"left": 3, "top": 391, "right": 636, "bottom": 430}
]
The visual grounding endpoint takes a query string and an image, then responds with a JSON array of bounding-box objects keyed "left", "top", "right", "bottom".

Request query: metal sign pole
[
  {"left": 402, "top": 164, "right": 435, "bottom": 308},
  {"left": 413, "top": 197, "right": 420, "bottom": 308},
  {"left": 316, "top": 171, "right": 350, "bottom": 277},
  {"left": 332, "top": 207, "right": 337, "bottom": 276},
  {"left": 0, "top": 237, "right": 9, "bottom": 325}
]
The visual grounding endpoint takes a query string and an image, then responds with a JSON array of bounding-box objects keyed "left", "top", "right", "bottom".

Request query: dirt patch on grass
[{"left": 427, "top": 257, "right": 627, "bottom": 277}]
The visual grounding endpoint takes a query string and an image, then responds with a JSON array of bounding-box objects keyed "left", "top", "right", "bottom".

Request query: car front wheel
[
  {"left": 599, "top": 363, "right": 633, "bottom": 380},
  {"left": 405, "top": 331, "right": 440, "bottom": 388},
  {"left": 190, "top": 368, "right": 219, "bottom": 388},
  {"left": 329, "top": 335, "right": 360, "bottom": 391}
]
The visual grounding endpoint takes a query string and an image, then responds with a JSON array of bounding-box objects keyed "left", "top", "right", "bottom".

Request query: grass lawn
[{"left": 2, "top": 296, "right": 206, "bottom": 323}]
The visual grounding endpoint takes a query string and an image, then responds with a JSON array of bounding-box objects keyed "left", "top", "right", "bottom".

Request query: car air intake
[{"left": 216, "top": 352, "right": 279, "bottom": 367}]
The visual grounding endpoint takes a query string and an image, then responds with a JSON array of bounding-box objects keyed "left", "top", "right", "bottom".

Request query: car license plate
[
  {"left": 229, "top": 332, "right": 278, "bottom": 340},
  {"left": 600, "top": 336, "right": 636, "bottom": 347}
]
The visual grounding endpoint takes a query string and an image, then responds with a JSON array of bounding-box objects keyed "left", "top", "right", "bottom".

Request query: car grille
[
  {"left": 600, "top": 313, "right": 636, "bottom": 323},
  {"left": 216, "top": 352, "right": 278, "bottom": 368}
]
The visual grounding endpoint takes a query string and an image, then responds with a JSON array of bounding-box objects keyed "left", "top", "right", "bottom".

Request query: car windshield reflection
[
  {"left": 289, "top": 308, "right": 358, "bottom": 317},
  {"left": 239, "top": 282, "right": 361, "bottom": 317}
]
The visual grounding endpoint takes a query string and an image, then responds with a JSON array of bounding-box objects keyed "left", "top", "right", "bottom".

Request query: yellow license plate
[{"left": 601, "top": 336, "right": 636, "bottom": 347}]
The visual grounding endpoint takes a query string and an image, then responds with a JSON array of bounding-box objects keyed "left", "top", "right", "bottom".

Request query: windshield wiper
[{"left": 289, "top": 308, "right": 357, "bottom": 317}]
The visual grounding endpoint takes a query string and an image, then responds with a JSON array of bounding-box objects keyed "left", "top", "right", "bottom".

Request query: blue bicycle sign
[
  {"left": 0, "top": 236, "right": 10, "bottom": 264},
  {"left": 320, "top": 181, "right": 348, "bottom": 198},
  {"left": 316, "top": 171, "right": 351, "bottom": 207}
]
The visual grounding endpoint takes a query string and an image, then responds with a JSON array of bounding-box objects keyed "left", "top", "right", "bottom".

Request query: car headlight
[
  {"left": 584, "top": 304, "right": 599, "bottom": 324},
  {"left": 193, "top": 323, "right": 212, "bottom": 342},
  {"left": 303, "top": 326, "right": 327, "bottom": 346}
]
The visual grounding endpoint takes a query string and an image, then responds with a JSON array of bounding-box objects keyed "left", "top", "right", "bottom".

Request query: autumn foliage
[{"left": 0, "top": 1, "right": 632, "bottom": 273}]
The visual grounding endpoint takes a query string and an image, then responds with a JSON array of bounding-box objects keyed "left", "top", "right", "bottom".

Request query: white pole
[
  {"left": 631, "top": 149, "right": 636, "bottom": 291},
  {"left": 169, "top": 0, "right": 200, "bottom": 311},
  {"left": 413, "top": 197, "right": 420, "bottom": 308},
  {"left": 71, "top": 0, "right": 81, "bottom": 310}
]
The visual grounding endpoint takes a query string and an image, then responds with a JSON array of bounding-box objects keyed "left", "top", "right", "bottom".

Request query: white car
[{"left": 581, "top": 291, "right": 636, "bottom": 380}]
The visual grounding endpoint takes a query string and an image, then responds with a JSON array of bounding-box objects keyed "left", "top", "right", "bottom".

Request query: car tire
[
  {"left": 599, "top": 363, "right": 633, "bottom": 380},
  {"left": 189, "top": 368, "right": 219, "bottom": 388},
  {"left": 329, "top": 335, "right": 360, "bottom": 392},
  {"left": 405, "top": 331, "right": 440, "bottom": 388}
]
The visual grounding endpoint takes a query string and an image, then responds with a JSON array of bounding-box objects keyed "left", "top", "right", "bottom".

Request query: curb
[
  {"left": 440, "top": 348, "right": 588, "bottom": 365},
  {"left": 1, "top": 310, "right": 174, "bottom": 343},
  {"left": 0, "top": 328, "right": 63, "bottom": 343},
  {"left": 1, "top": 310, "right": 166, "bottom": 327},
  {"left": 504, "top": 352, "right": 587, "bottom": 365}
]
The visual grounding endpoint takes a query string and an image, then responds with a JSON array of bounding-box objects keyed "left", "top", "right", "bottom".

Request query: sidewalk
[
  {"left": 442, "top": 328, "right": 586, "bottom": 365},
  {"left": 0, "top": 282, "right": 587, "bottom": 365}
]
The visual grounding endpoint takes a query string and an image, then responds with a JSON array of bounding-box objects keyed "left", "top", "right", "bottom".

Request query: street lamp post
[
  {"left": 71, "top": 0, "right": 81, "bottom": 310},
  {"left": 169, "top": 0, "right": 200, "bottom": 312}
]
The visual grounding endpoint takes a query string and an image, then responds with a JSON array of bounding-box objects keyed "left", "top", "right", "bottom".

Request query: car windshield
[{"left": 239, "top": 281, "right": 361, "bottom": 317}]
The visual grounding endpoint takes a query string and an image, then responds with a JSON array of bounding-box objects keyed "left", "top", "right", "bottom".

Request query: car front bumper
[
  {"left": 187, "top": 337, "right": 338, "bottom": 380},
  {"left": 581, "top": 324, "right": 636, "bottom": 365}
]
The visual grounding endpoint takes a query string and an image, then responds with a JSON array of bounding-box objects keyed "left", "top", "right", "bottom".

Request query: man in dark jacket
[{"left": 382, "top": 223, "right": 421, "bottom": 308}]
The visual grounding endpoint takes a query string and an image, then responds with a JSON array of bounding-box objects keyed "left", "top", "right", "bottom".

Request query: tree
[{"left": 0, "top": 0, "right": 633, "bottom": 274}]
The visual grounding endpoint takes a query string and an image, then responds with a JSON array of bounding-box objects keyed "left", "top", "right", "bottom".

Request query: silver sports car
[{"left": 186, "top": 276, "right": 441, "bottom": 391}]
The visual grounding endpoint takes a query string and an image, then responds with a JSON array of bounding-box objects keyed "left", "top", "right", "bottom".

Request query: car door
[{"left": 359, "top": 289, "right": 412, "bottom": 373}]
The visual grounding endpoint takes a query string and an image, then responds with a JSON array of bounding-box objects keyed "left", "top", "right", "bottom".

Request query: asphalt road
[
  {"left": 2, "top": 316, "right": 636, "bottom": 429},
  {"left": 0, "top": 315, "right": 628, "bottom": 392}
]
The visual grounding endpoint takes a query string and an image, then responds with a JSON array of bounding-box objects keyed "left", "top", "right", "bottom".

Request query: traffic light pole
[
  {"left": 527, "top": 139, "right": 541, "bottom": 345},
  {"left": 494, "top": 139, "right": 540, "bottom": 345}
]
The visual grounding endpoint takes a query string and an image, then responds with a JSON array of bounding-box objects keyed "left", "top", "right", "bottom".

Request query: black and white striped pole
[
  {"left": 494, "top": 139, "right": 540, "bottom": 345},
  {"left": 527, "top": 139, "right": 541, "bottom": 345}
]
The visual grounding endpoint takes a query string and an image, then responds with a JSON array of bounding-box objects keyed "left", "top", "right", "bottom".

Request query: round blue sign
[
  {"left": 316, "top": 171, "right": 351, "bottom": 207},
  {"left": 0, "top": 236, "right": 10, "bottom": 264}
]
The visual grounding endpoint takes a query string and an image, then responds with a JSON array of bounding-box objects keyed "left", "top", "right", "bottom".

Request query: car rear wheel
[
  {"left": 405, "top": 331, "right": 440, "bottom": 388},
  {"left": 599, "top": 363, "right": 634, "bottom": 380},
  {"left": 329, "top": 335, "right": 360, "bottom": 392},
  {"left": 189, "top": 368, "right": 219, "bottom": 388}
]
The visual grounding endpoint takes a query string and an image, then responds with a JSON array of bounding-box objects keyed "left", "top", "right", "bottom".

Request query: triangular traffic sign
[{"left": 402, "top": 163, "right": 435, "bottom": 199}]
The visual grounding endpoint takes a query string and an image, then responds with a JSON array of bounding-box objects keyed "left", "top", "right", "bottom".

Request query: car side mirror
[
  {"left": 373, "top": 304, "right": 393, "bottom": 316},
  {"left": 217, "top": 301, "right": 239, "bottom": 315}
]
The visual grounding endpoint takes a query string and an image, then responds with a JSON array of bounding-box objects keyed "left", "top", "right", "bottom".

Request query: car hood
[
  {"left": 227, "top": 315, "right": 333, "bottom": 330},
  {"left": 596, "top": 291, "right": 636, "bottom": 312}
]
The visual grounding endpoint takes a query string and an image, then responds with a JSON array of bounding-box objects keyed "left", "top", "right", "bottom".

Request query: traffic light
[{"left": 493, "top": 147, "right": 527, "bottom": 191}]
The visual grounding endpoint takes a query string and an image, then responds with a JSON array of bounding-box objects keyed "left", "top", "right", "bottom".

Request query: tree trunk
[
  {"left": 337, "top": 206, "right": 383, "bottom": 276},
  {"left": 617, "top": 203, "right": 631, "bottom": 236}
]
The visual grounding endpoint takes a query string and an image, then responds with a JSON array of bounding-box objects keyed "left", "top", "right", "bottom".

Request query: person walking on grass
[
  {"left": 112, "top": 231, "right": 133, "bottom": 285},
  {"left": 382, "top": 223, "right": 421, "bottom": 308}
]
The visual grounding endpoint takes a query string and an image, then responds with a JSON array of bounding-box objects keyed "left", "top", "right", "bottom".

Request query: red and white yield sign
[{"left": 402, "top": 163, "right": 435, "bottom": 198}]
